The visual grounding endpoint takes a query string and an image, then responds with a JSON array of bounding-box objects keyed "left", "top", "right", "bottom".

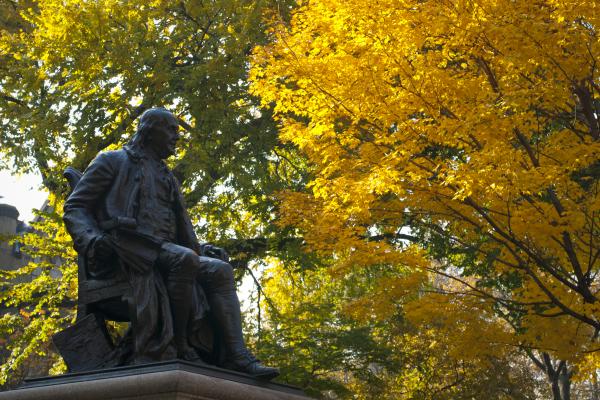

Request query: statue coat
[{"left": 64, "top": 146, "right": 213, "bottom": 362}]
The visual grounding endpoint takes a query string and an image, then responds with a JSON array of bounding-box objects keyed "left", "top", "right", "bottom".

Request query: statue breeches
[
  {"left": 156, "top": 242, "right": 235, "bottom": 294},
  {"left": 155, "top": 242, "right": 245, "bottom": 358}
]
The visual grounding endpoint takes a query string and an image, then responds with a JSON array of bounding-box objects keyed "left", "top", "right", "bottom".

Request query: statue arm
[{"left": 63, "top": 152, "right": 116, "bottom": 254}]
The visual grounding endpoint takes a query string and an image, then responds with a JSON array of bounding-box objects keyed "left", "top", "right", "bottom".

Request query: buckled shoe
[{"left": 223, "top": 351, "right": 279, "bottom": 380}]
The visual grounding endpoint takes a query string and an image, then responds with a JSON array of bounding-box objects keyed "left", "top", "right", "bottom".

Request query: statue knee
[
  {"left": 211, "top": 260, "right": 234, "bottom": 284},
  {"left": 181, "top": 248, "right": 200, "bottom": 266},
  {"left": 171, "top": 247, "right": 200, "bottom": 281}
]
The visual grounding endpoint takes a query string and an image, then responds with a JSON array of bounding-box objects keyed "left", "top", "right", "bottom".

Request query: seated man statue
[{"left": 63, "top": 107, "right": 278, "bottom": 379}]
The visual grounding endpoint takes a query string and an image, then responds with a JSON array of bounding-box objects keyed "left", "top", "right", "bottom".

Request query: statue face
[{"left": 146, "top": 115, "right": 180, "bottom": 159}]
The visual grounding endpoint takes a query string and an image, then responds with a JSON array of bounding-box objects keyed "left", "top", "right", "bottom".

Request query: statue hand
[
  {"left": 91, "top": 234, "right": 115, "bottom": 261},
  {"left": 201, "top": 244, "right": 229, "bottom": 262}
]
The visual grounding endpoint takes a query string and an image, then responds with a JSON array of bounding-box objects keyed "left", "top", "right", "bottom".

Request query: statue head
[{"left": 129, "top": 107, "right": 180, "bottom": 159}]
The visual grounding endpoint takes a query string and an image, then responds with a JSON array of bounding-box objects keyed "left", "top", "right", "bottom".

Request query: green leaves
[
  {"left": 0, "top": 197, "right": 75, "bottom": 387},
  {"left": 0, "top": 0, "right": 305, "bottom": 386}
]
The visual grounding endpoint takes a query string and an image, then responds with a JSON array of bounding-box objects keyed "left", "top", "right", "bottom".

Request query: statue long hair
[{"left": 128, "top": 107, "right": 175, "bottom": 150}]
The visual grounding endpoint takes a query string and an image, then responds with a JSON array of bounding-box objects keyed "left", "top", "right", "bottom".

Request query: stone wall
[{"left": 0, "top": 204, "right": 28, "bottom": 271}]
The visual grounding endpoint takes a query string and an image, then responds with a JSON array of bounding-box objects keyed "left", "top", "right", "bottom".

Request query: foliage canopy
[
  {"left": 0, "top": 0, "right": 302, "bottom": 387},
  {"left": 250, "top": 0, "right": 600, "bottom": 396},
  {"left": 2, "top": 0, "right": 600, "bottom": 398}
]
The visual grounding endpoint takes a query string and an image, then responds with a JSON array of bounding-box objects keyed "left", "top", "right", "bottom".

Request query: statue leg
[
  {"left": 157, "top": 243, "right": 200, "bottom": 361},
  {"left": 197, "top": 256, "right": 279, "bottom": 379},
  {"left": 197, "top": 257, "right": 245, "bottom": 357}
]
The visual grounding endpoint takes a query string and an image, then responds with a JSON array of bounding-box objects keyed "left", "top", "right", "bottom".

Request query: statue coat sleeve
[{"left": 63, "top": 152, "right": 116, "bottom": 254}]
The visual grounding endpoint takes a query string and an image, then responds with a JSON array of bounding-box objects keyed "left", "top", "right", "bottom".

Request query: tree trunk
[
  {"left": 550, "top": 376, "right": 562, "bottom": 400},
  {"left": 541, "top": 353, "right": 571, "bottom": 400},
  {"left": 590, "top": 373, "right": 599, "bottom": 400},
  {"left": 558, "top": 367, "right": 570, "bottom": 400}
]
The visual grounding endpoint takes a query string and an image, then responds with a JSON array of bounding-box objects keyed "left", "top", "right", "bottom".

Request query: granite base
[{"left": 0, "top": 361, "right": 311, "bottom": 400}]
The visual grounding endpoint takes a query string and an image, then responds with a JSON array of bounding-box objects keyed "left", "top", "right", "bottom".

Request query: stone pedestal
[{"left": 0, "top": 361, "right": 311, "bottom": 400}]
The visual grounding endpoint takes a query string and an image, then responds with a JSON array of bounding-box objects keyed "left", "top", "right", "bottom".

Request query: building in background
[
  {"left": 0, "top": 202, "right": 58, "bottom": 389},
  {"left": 0, "top": 203, "right": 30, "bottom": 274}
]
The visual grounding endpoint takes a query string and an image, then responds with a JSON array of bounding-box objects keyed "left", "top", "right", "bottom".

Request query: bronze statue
[{"left": 59, "top": 108, "right": 278, "bottom": 379}]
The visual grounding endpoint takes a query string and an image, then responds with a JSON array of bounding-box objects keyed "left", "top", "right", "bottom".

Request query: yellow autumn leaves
[{"left": 250, "top": 0, "right": 600, "bottom": 384}]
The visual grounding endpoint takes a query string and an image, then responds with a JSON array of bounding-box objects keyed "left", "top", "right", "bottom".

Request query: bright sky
[{"left": 0, "top": 170, "right": 47, "bottom": 223}]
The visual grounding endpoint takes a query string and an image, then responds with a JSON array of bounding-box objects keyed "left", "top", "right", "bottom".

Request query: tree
[
  {"left": 0, "top": 0, "right": 302, "bottom": 385},
  {"left": 250, "top": 0, "right": 600, "bottom": 397},
  {"left": 249, "top": 258, "right": 544, "bottom": 399},
  {"left": 0, "top": 195, "right": 75, "bottom": 387}
]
